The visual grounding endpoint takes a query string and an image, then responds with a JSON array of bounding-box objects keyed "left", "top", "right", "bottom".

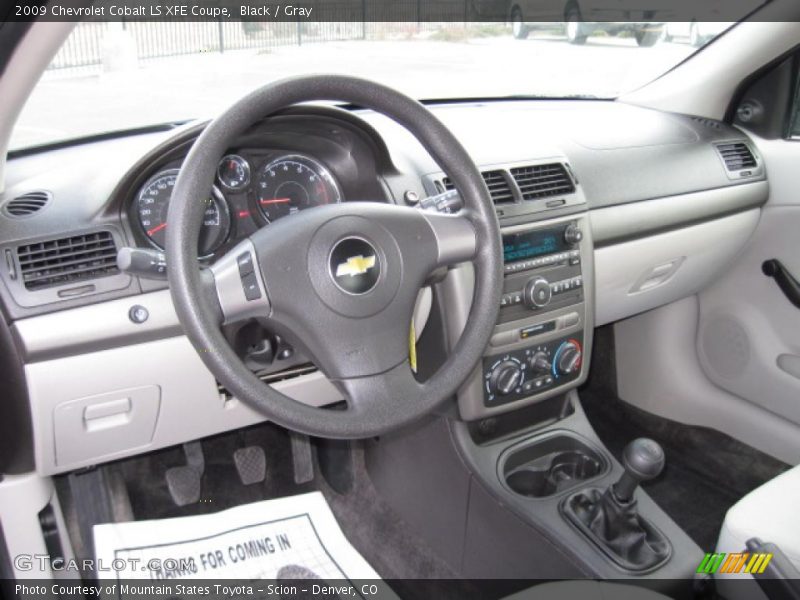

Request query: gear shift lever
[
  {"left": 561, "top": 438, "right": 671, "bottom": 571},
  {"left": 613, "top": 438, "right": 665, "bottom": 502}
]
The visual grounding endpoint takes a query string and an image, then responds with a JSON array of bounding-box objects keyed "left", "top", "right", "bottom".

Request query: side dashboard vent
[
  {"left": 510, "top": 163, "right": 575, "bottom": 200},
  {"left": 2, "top": 191, "right": 51, "bottom": 218},
  {"left": 716, "top": 142, "right": 757, "bottom": 171},
  {"left": 17, "top": 231, "right": 119, "bottom": 291},
  {"left": 443, "top": 170, "right": 515, "bottom": 204}
]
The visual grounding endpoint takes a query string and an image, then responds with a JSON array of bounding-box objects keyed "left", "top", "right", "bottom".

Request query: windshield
[{"left": 12, "top": 20, "right": 738, "bottom": 151}]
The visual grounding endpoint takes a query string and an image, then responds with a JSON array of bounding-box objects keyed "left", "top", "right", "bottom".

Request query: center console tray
[{"left": 499, "top": 431, "right": 607, "bottom": 498}]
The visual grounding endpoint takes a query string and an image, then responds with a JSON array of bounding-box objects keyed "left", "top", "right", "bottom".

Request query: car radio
[
  {"left": 466, "top": 216, "right": 592, "bottom": 415},
  {"left": 498, "top": 222, "right": 584, "bottom": 323}
]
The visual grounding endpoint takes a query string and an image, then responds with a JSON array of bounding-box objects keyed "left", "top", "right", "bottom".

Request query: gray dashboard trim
[
  {"left": 590, "top": 180, "right": 768, "bottom": 246},
  {"left": 12, "top": 289, "right": 183, "bottom": 362}
]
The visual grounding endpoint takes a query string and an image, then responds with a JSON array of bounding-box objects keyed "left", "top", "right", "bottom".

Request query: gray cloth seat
[{"left": 504, "top": 580, "right": 672, "bottom": 600}]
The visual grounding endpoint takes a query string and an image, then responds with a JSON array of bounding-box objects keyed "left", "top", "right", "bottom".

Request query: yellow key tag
[{"left": 409, "top": 322, "right": 418, "bottom": 373}]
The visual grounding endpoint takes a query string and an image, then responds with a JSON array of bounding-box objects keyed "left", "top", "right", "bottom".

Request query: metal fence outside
[{"left": 48, "top": 19, "right": 489, "bottom": 73}]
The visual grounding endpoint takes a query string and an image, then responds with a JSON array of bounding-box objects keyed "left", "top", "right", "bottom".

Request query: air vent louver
[
  {"left": 510, "top": 163, "right": 575, "bottom": 200},
  {"left": 717, "top": 142, "right": 757, "bottom": 171},
  {"left": 3, "top": 191, "right": 51, "bottom": 218},
  {"left": 442, "top": 170, "right": 515, "bottom": 204},
  {"left": 17, "top": 231, "right": 119, "bottom": 291}
]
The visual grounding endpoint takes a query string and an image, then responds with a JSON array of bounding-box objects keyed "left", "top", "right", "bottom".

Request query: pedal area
[
  {"left": 94, "top": 491, "right": 385, "bottom": 587},
  {"left": 54, "top": 422, "right": 371, "bottom": 586}
]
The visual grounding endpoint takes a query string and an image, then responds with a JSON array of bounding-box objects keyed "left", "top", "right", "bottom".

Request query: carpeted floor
[
  {"left": 59, "top": 421, "right": 472, "bottom": 599},
  {"left": 580, "top": 327, "right": 790, "bottom": 551}
]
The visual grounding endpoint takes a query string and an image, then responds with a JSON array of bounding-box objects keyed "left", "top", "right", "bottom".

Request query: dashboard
[
  {"left": 125, "top": 111, "right": 390, "bottom": 265},
  {"left": 133, "top": 153, "right": 343, "bottom": 258},
  {"left": 0, "top": 99, "right": 769, "bottom": 475}
]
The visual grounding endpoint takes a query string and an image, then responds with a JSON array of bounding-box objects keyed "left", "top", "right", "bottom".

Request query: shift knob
[{"left": 613, "top": 438, "right": 665, "bottom": 503}]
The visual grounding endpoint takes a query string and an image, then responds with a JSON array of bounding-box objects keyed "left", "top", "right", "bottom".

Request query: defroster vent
[
  {"left": 2, "top": 191, "right": 51, "bottom": 218},
  {"left": 17, "top": 231, "right": 119, "bottom": 291}
]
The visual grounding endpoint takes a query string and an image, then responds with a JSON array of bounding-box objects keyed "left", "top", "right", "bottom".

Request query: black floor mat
[
  {"left": 65, "top": 421, "right": 468, "bottom": 598},
  {"left": 580, "top": 330, "right": 789, "bottom": 551}
]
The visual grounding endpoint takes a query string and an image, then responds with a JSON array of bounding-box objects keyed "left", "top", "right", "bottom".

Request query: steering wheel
[{"left": 167, "top": 75, "right": 502, "bottom": 439}]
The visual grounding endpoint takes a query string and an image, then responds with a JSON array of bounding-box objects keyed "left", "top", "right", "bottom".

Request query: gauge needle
[
  {"left": 147, "top": 223, "right": 167, "bottom": 236},
  {"left": 259, "top": 197, "right": 291, "bottom": 205}
]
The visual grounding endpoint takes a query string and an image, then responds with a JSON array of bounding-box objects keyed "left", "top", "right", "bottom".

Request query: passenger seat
[{"left": 716, "top": 464, "right": 800, "bottom": 600}]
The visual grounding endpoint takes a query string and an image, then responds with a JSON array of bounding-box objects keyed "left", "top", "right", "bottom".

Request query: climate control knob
[
  {"left": 529, "top": 351, "right": 551, "bottom": 375},
  {"left": 489, "top": 360, "right": 523, "bottom": 396},
  {"left": 555, "top": 340, "right": 583, "bottom": 376},
  {"left": 524, "top": 277, "right": 552, "bottom": 309}
]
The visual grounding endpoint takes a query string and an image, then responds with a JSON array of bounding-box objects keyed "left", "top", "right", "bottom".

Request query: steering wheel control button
[
  {"left": 329, "top": 237, "right": 380, "bottom": 295},
  {"left": 241, "top": 272, "right": 262, "bottom": 301},
  {"left": 237, "top": 251, "right": 255, "bottom": 277},
  {"left": 128, "top": 305, "right": 149, "bottom": 324}
]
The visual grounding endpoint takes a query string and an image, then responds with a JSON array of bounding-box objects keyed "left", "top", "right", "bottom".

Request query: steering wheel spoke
[
  {"left": 421, "top": 210, "right": 479, "bottom": 269},
  {"left": 208, "top": 238, "right": 272, "bottom": 324},
  {"left": 337, "top": 361, "right": 424, "bottom": 419}
]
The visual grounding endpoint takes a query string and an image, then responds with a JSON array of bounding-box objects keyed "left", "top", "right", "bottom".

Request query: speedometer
[
  {"left": 136, "top": 169, "right": 231, "bottom": 257},
  {"left": 255, "top": 155, "right": 341, "bottom": 222}
]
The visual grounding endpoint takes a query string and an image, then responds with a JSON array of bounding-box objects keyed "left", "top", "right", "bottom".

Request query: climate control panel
[{"left": 483, "top": 333, "right": 584, "bottom": 407}]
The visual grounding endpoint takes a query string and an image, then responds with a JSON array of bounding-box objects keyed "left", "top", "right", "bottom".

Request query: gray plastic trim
[
  {"left": 0, "top": 473, "right": 76, "bottom": 579},
  {"left": 446, "top": 212, "right": 595, "bottom": 421},
  {"left": 25, "top": 335, "right": 343, "bottom": 475},
  {"left": 13, "top": 289, "right": 183, "bottom": 362},
  {"left": 594, "top": 209, "right": 761, "bottom": 327},
  {"left": 0, "top": 226, "right": 134, "bottom": 309},
  {"left": 590, "top": 181, "right": 768, "bottom": 246},
  {"left": 422, "top": 156, "right": 586, "bottom": 223}
]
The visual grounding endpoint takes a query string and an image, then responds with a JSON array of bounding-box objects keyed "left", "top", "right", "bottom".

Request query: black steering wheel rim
[{"left": 167, "top": 75, "right": 502, "bottom": 439}]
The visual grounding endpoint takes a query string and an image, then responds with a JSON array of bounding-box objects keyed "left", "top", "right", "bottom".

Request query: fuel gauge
[{"left": 217, "top": 154, "right": 251, "bottom": 190}]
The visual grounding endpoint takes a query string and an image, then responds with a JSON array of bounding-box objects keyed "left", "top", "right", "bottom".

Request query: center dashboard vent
[
  {"left": 510, "top": 163, "right": 575, "bottom": 200},
  {"left": 17, "top": 231, "right": 119, "bottom": 291},
  {"left": 716, "top": 142, "right": 757, "bottom": 172},
  {"left": 443, "top": 170, "right": 515, "bottom": 204},
  {"left": 2, "top": 191, "right": 51, "bottom": 218}
]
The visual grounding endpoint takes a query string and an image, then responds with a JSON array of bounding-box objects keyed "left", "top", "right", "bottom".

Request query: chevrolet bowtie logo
[{"left": 335, "top": 254, "right": 376, "bottom": 278}]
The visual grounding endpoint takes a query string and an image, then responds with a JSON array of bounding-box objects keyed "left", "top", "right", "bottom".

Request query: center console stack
[
  {"left": 391, "top": 158, "right": 704, "bottom": 586},
  {"left": 424, "top": 158, "right": 594, "bottom": 421}
]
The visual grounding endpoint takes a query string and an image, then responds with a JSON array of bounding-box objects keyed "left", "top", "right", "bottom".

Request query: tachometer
[
  {"left": 136, "top": 169, "right": 231, "bottom": 257},
  {"left": 255, "top": 155, "right": 341, "bottom": 222}
]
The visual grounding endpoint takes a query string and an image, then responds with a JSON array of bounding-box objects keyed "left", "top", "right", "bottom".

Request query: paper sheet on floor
[{"left": 93, "top": 491, "right": 386, "bottom": 594}]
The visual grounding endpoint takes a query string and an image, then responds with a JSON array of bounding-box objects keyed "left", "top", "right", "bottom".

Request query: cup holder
[{"left": 501, "top": 434, "right": 606, "bottom": 498}]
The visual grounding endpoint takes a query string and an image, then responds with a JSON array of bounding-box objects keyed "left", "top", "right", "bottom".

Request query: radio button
[
  {"left": 560, "top": 312, "right": 580, "bottom": 328},
  {"left": 490, "top": 330, "right": 518, "bottom": 346},
  {"left": 524, "top": 277, "right": 552, "bottom": 309},
  {"left": 564, "top": 224, "right": 584, "bottom": 245}
]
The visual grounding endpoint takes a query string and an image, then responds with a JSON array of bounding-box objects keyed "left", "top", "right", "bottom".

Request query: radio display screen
[{"left": 503, "top": 229, "right": 567, "bottom": 263}]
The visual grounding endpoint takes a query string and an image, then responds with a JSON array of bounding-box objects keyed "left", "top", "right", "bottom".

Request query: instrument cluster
[{"left": 133, "top": 151, "right": 343, "bottom": 258}]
